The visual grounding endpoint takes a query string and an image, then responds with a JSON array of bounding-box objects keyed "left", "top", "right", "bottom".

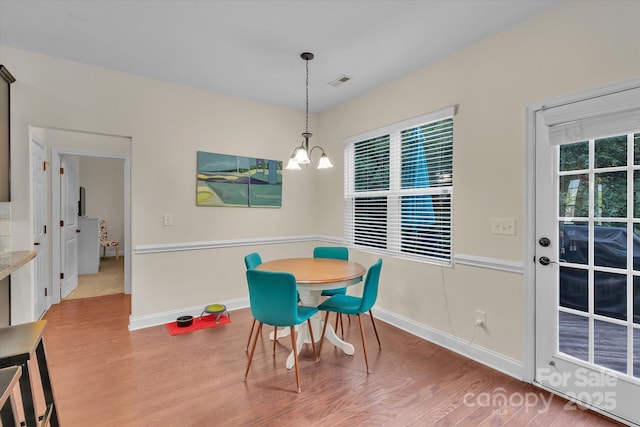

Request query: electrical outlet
[{"left": 475, "top": 310, "right": 486, "bottom": 327}]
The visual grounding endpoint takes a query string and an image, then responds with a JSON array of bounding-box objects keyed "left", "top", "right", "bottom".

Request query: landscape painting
[{"left": 196, "top": 151, "right": 282, "bottom": 208}]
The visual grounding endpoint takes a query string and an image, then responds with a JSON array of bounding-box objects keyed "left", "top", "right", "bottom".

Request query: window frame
[{"left": 343, "top": 106, "right": 455, "bottom": 265}]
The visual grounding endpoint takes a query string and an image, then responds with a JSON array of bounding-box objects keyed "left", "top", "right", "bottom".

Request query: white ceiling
[{"left": 0, "top": 0, "right": 563, "bottom": 113}]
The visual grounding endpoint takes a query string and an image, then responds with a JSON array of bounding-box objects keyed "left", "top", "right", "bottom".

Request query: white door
[
  {"left": 32, "top": 137, "right": 49, "bottom": 317},
  {"left": 535, "top": 84, "right": 640, "bottom": 425},
  {"left": 60, "top": 155, "right": 79, "bottom": 298}
]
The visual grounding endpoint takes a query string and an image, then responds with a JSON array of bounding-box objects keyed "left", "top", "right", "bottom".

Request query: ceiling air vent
[{"left": 328, "top": 75, "right": 353, "bottom": 87}]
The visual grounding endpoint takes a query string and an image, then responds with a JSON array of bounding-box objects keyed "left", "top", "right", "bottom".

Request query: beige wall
[
  {"left": 1, "top": 44, "right": 318, "bottom": 323},
  {"left": 317, "top": 0, "right": 640, "bottom": 361},
  {"left": 1, "top": 0, "right": 639, "bottom": 364},
  {"left": 79, "top": 156, "right": 125, "bottom": 253}
]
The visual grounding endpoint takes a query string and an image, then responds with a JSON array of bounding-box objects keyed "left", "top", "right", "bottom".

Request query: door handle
[
  {"left": 76, "top": 229, "right": 81, "bottom": 233},
  {"left": 539, "top": 256, "right": 551, "bottom": 266},
  {"left": 34, "top": 242, "right": 41, "bottom": 246}
]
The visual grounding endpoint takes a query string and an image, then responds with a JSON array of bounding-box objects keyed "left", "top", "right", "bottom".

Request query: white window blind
[
  {"left": 543, "top": 86, "right": 640, "bottom": 145},
  {"left": 344, "top": 106, "right": 455, "bottom": 264}
]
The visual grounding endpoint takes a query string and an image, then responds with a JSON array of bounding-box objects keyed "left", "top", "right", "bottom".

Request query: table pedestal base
[{"left": 268, "top": 289, "right": 355, "bottom": 370}]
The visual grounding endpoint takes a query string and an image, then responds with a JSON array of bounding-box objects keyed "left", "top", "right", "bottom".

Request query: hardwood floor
[{"left": 35, "top": 294, "right": 623, "bottom": 426}]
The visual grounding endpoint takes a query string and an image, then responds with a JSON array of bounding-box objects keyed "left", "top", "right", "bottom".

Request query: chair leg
[
  {"left": 306, "top": 319, "right": 318, "bottom": 362},
  {"left": 290, "top": 325, "right": 301, "bottom": 393},
  {"left": 369, "top": 310, "right": 381, "bottom": 348},
  {"left": 244, "top": 322, "right": 263, "bottom": 381},
  {"left": 273, "top": 326, "right": 277, "bottom": 355},
  {"left": 245, "top": 319, "right": 256, "bottom": 352},
  {"left": 318, "top": 311, "right": 331, "bottom": 356},
  {"left": 116, "top": 243, "right": 120, "bottom": 260},
  {"left": 357, "top": 314, "right": 371, "bottom": 374}
]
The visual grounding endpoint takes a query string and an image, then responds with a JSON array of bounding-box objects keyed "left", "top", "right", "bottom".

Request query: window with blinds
[{"left": 344, "top": 106, "right": 455, "bottom": 264}]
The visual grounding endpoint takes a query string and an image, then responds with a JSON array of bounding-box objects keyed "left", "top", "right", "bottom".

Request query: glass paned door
[{"left": 535, "top": 109, "right": 640, "bottom": 425}]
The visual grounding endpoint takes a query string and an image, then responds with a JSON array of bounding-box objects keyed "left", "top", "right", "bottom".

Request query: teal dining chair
[
  {"left": 244, "top": 269, "right": 319, "bottom": 393},
  {"left": 314, "top": 246, "right": 349, "bottom": 336},
  {"left": 244, "top": 253, "right": 263, "bottom": 352},
  {"left": 317, "top": 258, "right": 383, "bottom": 374},
  {"left": 244, "top": 252, "right": 262, "bottom": 270}
]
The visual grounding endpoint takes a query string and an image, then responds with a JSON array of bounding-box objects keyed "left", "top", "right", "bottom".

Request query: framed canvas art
[{"left": 196, "top": 151, "right": 282, "bottom": 208}]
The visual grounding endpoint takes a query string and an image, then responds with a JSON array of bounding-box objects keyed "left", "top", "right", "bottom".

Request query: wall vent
[{"left": 328, "top": 75, "right": 353, "bottom": 87}]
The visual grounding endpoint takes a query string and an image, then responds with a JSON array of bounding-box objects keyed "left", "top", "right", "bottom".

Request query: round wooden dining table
[{"left": 257, "top": 257, "right": 366, "bottom": 369}]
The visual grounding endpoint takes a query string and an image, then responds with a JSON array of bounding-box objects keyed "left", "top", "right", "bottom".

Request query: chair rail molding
[
  {"left": 133, "top": 235, "right": 326, "bottom": 254},
  {"left": 453, "top": 253, "right": 524, "bottom": 275},
  {"left": 134, "top": 236, "right": 523, "bottom": 274}
]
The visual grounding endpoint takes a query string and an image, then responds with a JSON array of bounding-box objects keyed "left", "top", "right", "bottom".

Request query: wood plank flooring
[{"left": 35, "top": 294, "right": 624, "bottom": 426}]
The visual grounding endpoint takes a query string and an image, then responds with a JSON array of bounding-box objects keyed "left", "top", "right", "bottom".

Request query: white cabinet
[{"left": 78, "top": 216, "right": 100, "bottom": 275}]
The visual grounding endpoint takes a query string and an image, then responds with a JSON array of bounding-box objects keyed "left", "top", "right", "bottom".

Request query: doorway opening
[
  {"left": 63, "top": 155, "right": 126, "bottom": 301},
  {"left": 31, "top": 126, "right": 131, "bottom": 314}
]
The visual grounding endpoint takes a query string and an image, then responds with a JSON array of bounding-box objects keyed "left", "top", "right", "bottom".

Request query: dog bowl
[{"left": 176, "top": 315, "right": 193, "bottom": 327}]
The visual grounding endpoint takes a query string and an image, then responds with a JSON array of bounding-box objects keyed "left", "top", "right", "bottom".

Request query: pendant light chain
[{"left": 305, "top": 57, "right": 309, "bottom": 134}]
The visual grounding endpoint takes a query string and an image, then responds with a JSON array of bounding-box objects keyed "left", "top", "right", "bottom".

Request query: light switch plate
[
  {"left": 491, "top": 218, "right": 516, "bottom": 235},
  {"left": 163, "top": 213, "right": 173, "bottom": 226}
]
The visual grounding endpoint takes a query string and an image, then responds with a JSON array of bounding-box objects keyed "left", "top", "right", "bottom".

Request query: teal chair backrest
[
  {"left": 313, "top": 246, "right": 348, "bottom": 261},
  {"left": 244, "top": 252, "right": 263, "bottom": 270},
  {"left": 358, "top": 259, "right": 383, "bottom": 313},
  {"left": 246, "top": 269, "right": 301, "bottom": 327}
]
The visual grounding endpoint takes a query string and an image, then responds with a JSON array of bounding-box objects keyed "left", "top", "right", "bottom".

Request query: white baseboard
[
  {"left": 128, "top": 297, "right": 524, "bottom": 380},
  {"left": 128, "top": 297, "right": 248, "bottom": 331},
  {"left": 101, "top": 246, "right": 123, "bottom": 258},
  {"left": 370, "top": 306, "right": 525, "bottom": 380}
]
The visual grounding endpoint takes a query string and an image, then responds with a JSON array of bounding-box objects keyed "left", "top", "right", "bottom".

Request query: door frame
[
  {"left": 524, "top": 76, "right": 640, "bottom": 416},
  {"left": 51, "top": 148, "right": 131, "bottom": 303},
  {"left": 31, "top": 135, "right": 49, "bottom": 318}
]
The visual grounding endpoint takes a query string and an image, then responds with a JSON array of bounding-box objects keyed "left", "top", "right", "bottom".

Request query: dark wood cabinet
[
  {"left": 0, "top": 65, "right": 16, "bottom": 203},
  {"left": 0, "top": 65, "right": 15, "bottom": 327}
]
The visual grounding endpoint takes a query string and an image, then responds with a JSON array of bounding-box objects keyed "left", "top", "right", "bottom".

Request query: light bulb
[
  {"left": 285, "top": 157, "right": 301, "bottom": 170},
  {"left": 317, "top": 153, "right": 333, "bottom": 169},
  {"left": 293, "top": 147, "right": 311, "bottom": 164}
]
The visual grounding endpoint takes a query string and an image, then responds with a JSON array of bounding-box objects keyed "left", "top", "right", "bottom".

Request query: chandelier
[{"left": 285, "top": 52, "right": 333, "bottom": 170}]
